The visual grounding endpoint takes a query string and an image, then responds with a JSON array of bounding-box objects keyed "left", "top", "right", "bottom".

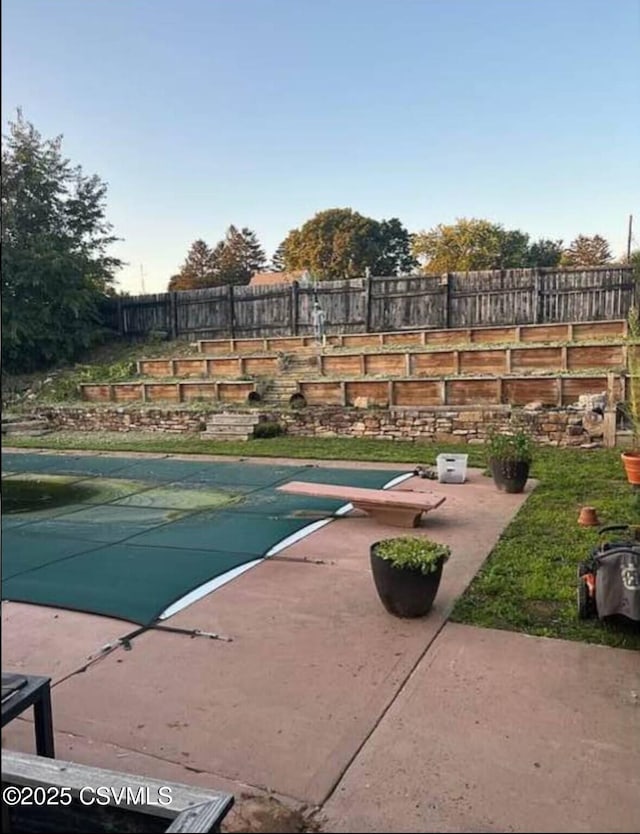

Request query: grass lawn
[{"left": 5, "top": 431, "right": 640, "bottom": 650}]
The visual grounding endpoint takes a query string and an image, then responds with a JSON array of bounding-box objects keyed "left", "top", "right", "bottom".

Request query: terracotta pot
[
  {"left": 370, "top": 545, "right": 444, "bottom": 618},
  {"left": 578, "top": 506, "right": 600, "bottom": 527},
  {"left": 621, "top": 451, "right": 640, "bottom": 486}
]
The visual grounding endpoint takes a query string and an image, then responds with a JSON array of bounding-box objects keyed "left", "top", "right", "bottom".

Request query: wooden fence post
[
  {"left": 291, "top": 282, "right": 299, "bottom": 336},
  {"left": 534, "top": 269, "right": 543, "bottom": 324},
  {"left": 365, "top": 277, "right": 373, "bottom": 332},
  {"left": 444, "top": 274, "right": 452, "bottom": 329},
  {"left": 170, "top": 293, "right": 178, "bottom": 340},
  {"left": 228, "top": 285, "right": 235, "bottom": 339}
]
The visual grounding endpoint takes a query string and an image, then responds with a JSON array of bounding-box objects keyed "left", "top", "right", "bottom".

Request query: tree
[
  {"left": 370, "top": 218, "right": 418, "bottom": 275},
  {"left": 281, "top": 208, "right": 415, "bottom": 280},
  {"left": 412, "top": 219, "right": 508, "bottom": 272},
  {"left": 269, "top": 241, "right": 287, "bottom": 272},
  {"left": 168, "top": 239, "right": 216, "bottom": 291},
  {"left": 212, "top": 225, "right": 266, "bottom": 286},
  {"left": 412, "top": 219, "right": 565, "bottom": 272},
  {"left": 526, "top": 238, "right": 563, "bottom": 267},
  {"left": 1, "top": 111, "right": 122, "bottom": 372},
  {"left": 168, "top": 227, "right": 266, "bottom": 290},
  {"left": 560, "top": 235, "right": 612, "bottom": 267}
]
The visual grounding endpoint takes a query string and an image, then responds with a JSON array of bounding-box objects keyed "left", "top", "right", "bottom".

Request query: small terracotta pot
[{"left": 578, "top": 506, "right": 600, "bottom": 527}]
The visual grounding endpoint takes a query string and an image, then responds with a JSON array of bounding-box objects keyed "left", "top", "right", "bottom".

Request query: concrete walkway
[
  {"left": 321, "top": 622, "right": 640, "bottom": 833},
  {"left": 2, "top": 454, "right": 639, "bottom": 832}
]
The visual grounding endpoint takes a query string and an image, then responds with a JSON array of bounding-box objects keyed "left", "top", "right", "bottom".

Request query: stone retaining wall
[{"left": 28, "top": 403, "right": 610, "bottom": 447}]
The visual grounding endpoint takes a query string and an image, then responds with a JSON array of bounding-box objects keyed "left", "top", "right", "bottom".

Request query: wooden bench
[
  {"left": 277, "top": 481, "right": 446, "bottom": 528},
  {"left": 1, "top": 749, "right": 234, "bottom": 833}
]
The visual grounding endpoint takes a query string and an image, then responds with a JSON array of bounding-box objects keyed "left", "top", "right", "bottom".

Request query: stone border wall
[{"left": 27, "top": 403, "right": 612, "bottom": 448}]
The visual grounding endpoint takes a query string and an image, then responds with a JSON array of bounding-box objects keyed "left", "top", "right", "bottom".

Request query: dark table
[{"left": 1, "top": 673, "right": 55, "bottom": 757}]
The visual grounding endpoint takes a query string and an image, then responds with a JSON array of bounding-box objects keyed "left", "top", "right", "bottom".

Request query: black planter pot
[
  {"left": 489, "top": 459, "right": 530, "bottom": 494},
  {"left": 370, "top": 545, "right": 444, "bottom": 618}
]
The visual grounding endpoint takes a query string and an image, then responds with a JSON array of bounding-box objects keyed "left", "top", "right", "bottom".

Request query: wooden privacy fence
[{"left": 111, "top": 266, "right": 637, "bottom": 340}]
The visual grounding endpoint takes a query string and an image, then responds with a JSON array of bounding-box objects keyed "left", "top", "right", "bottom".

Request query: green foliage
[
  {"left": 525, "top": 238, "right": 564, "bottom": 267},
  {"left": 1, "top": 111, "right": 122, "bottom": 373},
  {"left": 253, "top": 420, "right": 284, "bottom": 438},
  {"left": 169, "top": 226, "right": 266, "bottom": 290},
  {"left": 560, "top": 234, "right": 612, "bottom": 267},
  {"left": 168, "top": 239, "right": 217, "bottom": 290},
  {"left": 213, "top": 225, "right": 266, "bottom": 286},
  {"left": 269, "top": 241, "right": 287, "bottom": 272},
  {"left": 412, "top": 218, "right": 564, "bottom": 273},
  {"left": 42, "top": 360, "right": 137, "bottom": 402},
  {"left": 373, "top": 536, "right": 451, "bottom": 574},
  {"left": 625, "top": 306, "right": 640, "bottom": 449},
  {"left": 486, "top": 426, "right": 534, "bottom": 464},
  {"left": 280, "top": 208, "right": 416, "bottom": 279}
]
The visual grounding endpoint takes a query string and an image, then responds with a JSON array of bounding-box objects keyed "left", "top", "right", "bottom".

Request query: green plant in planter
[
  {"left": 486, "top": 425, "right": 533, "bottom": 494},
  {"left": 486, "top": 426, "right": 533, "bottom": 464},
  {"left": 370, "top": 536, "right": 451, "bottom": 618},
  {"left": 373, "top": 536, "right": 451, "bottom": 574}
]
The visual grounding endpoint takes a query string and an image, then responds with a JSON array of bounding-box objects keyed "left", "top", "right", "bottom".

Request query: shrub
[{"left": 253, "top": 420, "right": 284, "bottom": 439}]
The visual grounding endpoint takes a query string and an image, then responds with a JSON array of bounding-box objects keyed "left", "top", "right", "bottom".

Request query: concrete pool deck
[{"left": 2, "top": 451, "right": 639, "bottom": 832}]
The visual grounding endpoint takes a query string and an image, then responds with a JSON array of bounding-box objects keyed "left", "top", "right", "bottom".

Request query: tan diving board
[{"left": 277, "top": 481, "right": 446, "bottom": 528}]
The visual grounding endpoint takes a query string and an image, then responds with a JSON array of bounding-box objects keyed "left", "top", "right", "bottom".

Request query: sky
[{"left": 2, "top": 0, "right": 639, "bottom": 294}]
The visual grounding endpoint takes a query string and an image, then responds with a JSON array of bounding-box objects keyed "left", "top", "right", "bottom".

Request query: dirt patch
[{"left": 222, "top": 794, "right": 322, "bottom": 834}]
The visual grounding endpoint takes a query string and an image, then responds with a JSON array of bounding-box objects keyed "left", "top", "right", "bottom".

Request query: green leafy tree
[
  {"left": 412, "top": 219, "right": 507, "bottom": 272},
  {"left": 413, "top": 219, "right": 565, "bottom": 272},
  {"left": 212, "top": 225, "right": 267, "bottom": 286},
  {"left": 526, "top": 238, "right": 563, "bottom": 267},
  {"left": 370, "top": 218, "right": 418, "bottom": 275},
  {"left": 560, "top": 234, "right": 612, "bottom": 267},
  {"left": 282, "top": 208, "right": 415, "bottom": 279},
  {"left": 168, "top": 239, "right": 217, "bottom": 290},
  {"left": 1, "top": 111, "right": 122, "bottom": 372}
]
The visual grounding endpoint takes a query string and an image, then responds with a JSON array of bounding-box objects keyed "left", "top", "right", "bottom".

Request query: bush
[{"left": 253, "top": 420, "right": 284, "bottom": 439}]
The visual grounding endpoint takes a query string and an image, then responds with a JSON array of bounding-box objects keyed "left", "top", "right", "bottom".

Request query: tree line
[
  {"left": 171, "top": 211, "right": 620, "bottom": 291},
  {"left": 1, "top": 113, "right": 635, "bottom": 374}
]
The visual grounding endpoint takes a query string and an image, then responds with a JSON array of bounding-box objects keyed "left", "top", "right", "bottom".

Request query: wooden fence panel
[
  {"left": 109, "top": 267, "right": 635, "bottom": 339},
  {"left": 368, "top": 275, "right": 447, "bottom": 331},
  {"left": 297, "top": 279, "right": 366, "bottom": 335},
  {"left": 448, "top": 270, "right": 537, "bottom": 326},
  {"left": 175, "top": 286, "right": 230, "bottom": 339},
  {"left": 539, "top": 268, "right": 635, "bottom": 322},
  {"left": 120, "top": 293, "right": 171, "bottom": 336},
  {"left": 233, "top": 284, "right": 292, "bottom": 337}
]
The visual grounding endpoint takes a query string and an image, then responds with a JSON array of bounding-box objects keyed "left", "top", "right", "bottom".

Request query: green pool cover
[{"left": 1, "top": 452, "right": 409, "bottom": 625}]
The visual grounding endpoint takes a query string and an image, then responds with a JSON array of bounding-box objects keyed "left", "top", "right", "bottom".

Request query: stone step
[
  {"left": 203, "top": 424, "right": 256, "bottom": 436},
  {"left": 2, "top": 420, "right": 51, "bottom": 435},
  {"left": 206, "top": 413, "right": 262, "bottom": 426},
  {"left": 201, "top": 432, "right": 252, "bottom": 442},
  {"left": 2, "top": 428, "right": 52, "bottom": 437}
]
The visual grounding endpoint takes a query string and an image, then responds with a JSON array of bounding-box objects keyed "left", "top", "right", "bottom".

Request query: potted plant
[
  {"left": 621, "top": 306, "right": 640, "bottom": 485},
  {"left": 486, "top": 426, "right": 533, "bottom": 493},
  {"left": 370, "top": 536, "right": 451, "bottom": 618}
]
